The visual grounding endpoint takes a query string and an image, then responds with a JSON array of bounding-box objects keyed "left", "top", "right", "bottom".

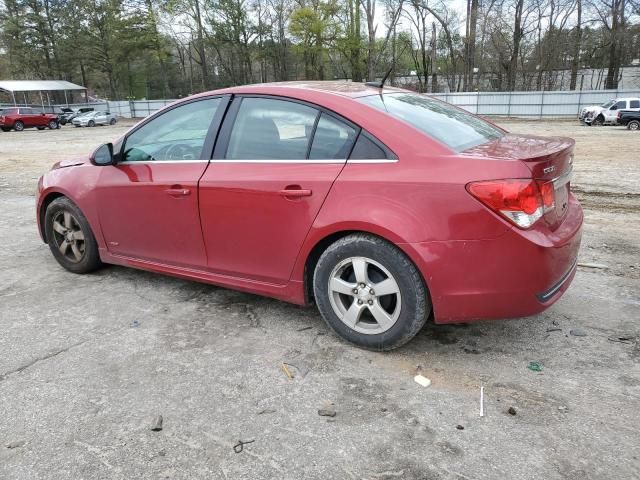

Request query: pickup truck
[
  {"left": 617, "top": 110, "right": 640, "bottom": 130},
  {"left": 579, "top": 98, "right": 640, "bottom": 125}
]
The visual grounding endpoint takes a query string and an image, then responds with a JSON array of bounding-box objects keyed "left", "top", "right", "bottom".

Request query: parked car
[
  {"left": 57, "top": 107, "right": 76, "bottom": 125},
  {"left": 579, "top": 97, "right": 640, "bottom": 125},
  {"left": 60, "top": 107, "right": 95, "bottom": 125},
  {"left": 617, "top": 110, "right": 640, "bottom": 130},
  {"left": 36, "top": 82, "right": 583, "bottom": 350},
  {"left": 0, "top": 107, "right": 59, "bottom": 131},
  {"left": 72, "top": 110, "right": 117, "bottom": 127}
]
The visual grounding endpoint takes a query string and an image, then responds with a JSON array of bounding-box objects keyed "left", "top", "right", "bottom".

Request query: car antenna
[{"left": 365, "top": 42, "right": 408, "bottom": 89}]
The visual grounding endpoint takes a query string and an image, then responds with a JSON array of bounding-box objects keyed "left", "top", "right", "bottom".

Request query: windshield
[
  {"left": 601, "top": 100, "right": 615, "bottom": 108},
  {"left": 359, "top": 92, "right": 504, "bottom": 152}
]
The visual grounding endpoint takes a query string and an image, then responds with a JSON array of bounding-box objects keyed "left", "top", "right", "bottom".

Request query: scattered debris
[
  {"left": 569, "top": 329, "right": 587, "bottom": 337},
  {"left": 158, "top": 449, "right": 166, "bottom": 457},
  {"left": 456, "top": 425, "right": 464, "bottom": 430},
  {"left": 296, "top": 326, "right": 313, "bottom": 332},
  {"left": 463, "top": 346, "right": 481, "bottom": 354},
  {"left": 318, "top": 408, "right": 337, "bottom": 417},
  {"left": 131, "top": 320, "right": 140, "bottom": 327},
  {"left": 480, "top": 386, "right": 484, "bottom": 417},
  {"left": 558, "top": 406, "right": 568, "bottom": 413},
  {"left": 257, "top": 408, "right": 276, "bottom": 415},
  {"left": 281, "top": 363, "right": 294, "bottom": 380},
  {"left": 508, "top": 407, "right": 517, "bottom": 416},
  {"left": 414, "top": 374, "right": 431, "bottom": 387},
  {"left": 380, "top": 407, "right": 388, "bottom": 412},
  {"left": 528, "top": 362, "right": 543, "bottom": 372},
  {"left": 233, "top": 439, "right": 255, "bottom": 453},
  {"left": 546, "top": 327, "right": 562, "bottom": 332},
  {"left": 552, "top": 319, "right": 559, "bottom": 326},
  {"left": 607, "top": 335, "right": 636, "bottom": 344},
  {"left": 6, "top": 440, "right": 25, "bottom": 449},
  {"left": 283, "top": 360, "right": 310, "bottom": 378},
  {"left": 151, "top": 415, "right": 163, "bottom": 432},
  {"left": 577, "top": 262, "right": 608, "bottom": 269}
]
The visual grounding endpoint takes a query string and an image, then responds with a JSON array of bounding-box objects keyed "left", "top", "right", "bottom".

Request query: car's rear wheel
[
  {"left": 313, "top": 233, "right": 430, "bottom": 351},
  {"left": 45, "top": 197, "right": 102, "bottom": 274},
  {"left": 1, "top": 127, "right": 10, "bottom": 132},
  {"left": 88, "top": 120, "right": 95, "bottom": 127},
  {"left": 109, "top": 118, "right": 116, "bottom": 125},
  {"left": 48, "top": 120, "right": 58, "bottom": 129},
  {"left": 628, "top": 120, "right": 640, "bottom": 131},
  {"left": 14, "top": 121, "right": 24, "bottom": 131}
]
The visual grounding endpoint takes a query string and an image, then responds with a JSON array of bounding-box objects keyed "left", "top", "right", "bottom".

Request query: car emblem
[{"left": 543, "top": 166, "right": 555, "bottom": 174}]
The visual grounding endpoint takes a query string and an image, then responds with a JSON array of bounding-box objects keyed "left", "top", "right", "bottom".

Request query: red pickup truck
[{"left": 0, "top": 107, "right": 59, "bottom": 132}]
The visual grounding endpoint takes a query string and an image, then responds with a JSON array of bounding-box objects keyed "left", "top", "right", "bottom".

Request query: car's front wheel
[
  {"left": 628, "top": 120, "right": 640, "bottom": 131},
  {"left": 313, "top": 233, "right": 430, "bottom": 351},
  {"left": 88, "top": 120, "right": 95, "bottom": 127},
  {"left": 45, "top": 197, "right": 102, "bottom": 274},
  {"left": 14, "top": 121, "right": 24, "bottom": 131},
  {"left": 48, "top": 120, "right": 58, "bottom": 129}
]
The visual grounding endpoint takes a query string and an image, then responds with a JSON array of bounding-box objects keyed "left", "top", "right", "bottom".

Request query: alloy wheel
[
  {"left": 328, "top": 256, "right": 402, "bottom": 334},
  {"left": 51, "top": 211, "right": 86, "bottom": 263}
]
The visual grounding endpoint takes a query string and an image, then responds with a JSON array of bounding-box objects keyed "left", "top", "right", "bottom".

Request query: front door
[
  {"left": 95, "top": 96, "right": 227, "bottom": 269},
  {"left": 199, "top": 96, "right": 358, "bottom": 284}
]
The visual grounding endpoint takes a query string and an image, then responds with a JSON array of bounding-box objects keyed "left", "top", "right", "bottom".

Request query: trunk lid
[{"left": 464, "top": 134, "right": 574, "bottom": 229}]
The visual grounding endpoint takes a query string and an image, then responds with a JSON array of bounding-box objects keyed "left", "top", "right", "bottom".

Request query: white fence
[
  {"left": 6, "top": 88, "right": 639, "bottom": 119},
  {"left": 430, "top": 88, "right": 640, "bottom": 118}
]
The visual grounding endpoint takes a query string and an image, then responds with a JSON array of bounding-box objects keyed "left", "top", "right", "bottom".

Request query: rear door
[
  {"left": 95, "top": 96, "right": 228, "bottom": 268},
  {"left": 198, "top": 96, "right": 358, "bottom": 284}
]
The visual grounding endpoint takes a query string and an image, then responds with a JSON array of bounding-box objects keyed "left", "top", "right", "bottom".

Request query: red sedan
[
  {"left": 36, "top": 82, "right": 582, "bottom": 350},
  {"left": 1, "top": 107, "right": 59, "bottom": 131}
]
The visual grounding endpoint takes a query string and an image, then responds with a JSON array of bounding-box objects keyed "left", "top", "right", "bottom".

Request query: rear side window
[
  {"left": 359, "top": 93, "right": 504, "bottom": 152},
  {"left": 349, "top": 132, "right": 393, "bottom": 160},
  {"left": 226, "top": 98, "right": 318, "bottom": 160},
  {"left": 630, "top": 100, "right": 640, "bottom": 108},
  {"left": 309, "top": 113, "right": 357, "bottom": 159}
]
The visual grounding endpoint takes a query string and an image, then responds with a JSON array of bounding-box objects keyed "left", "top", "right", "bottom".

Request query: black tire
[
  {"left": 628, "top": 120, "right": 640, "bottom": 131},
  {"left": 109, "top": 118, "right": 116, "bottom": 125},
  {"left": 1, "top": 127, "right": 10, "bottom": 132},
  {"left": 48, "top": 120, "right": 58, "bottom": 129},
  {"left": 592, "top": 115, "right": 604, "bottom": 126},
  {"left": 14, "top": 120, "right": 24, "bottom": 131},
  {"left": 37, "top": 126, "right": 46, "bottom": 130},
  {"left": 45, "top": 197, "right": 102, "bottom": 274},
  {"left": 313, "top": 233, "right": 430, "bottom": 351},
  {"left": 88, "top": 120, "right": 95, "bottom": 127}
]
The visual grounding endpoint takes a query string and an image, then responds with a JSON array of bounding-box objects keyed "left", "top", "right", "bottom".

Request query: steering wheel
[{"left": 165, "top": 143, "right": 198, "bottom": 160}]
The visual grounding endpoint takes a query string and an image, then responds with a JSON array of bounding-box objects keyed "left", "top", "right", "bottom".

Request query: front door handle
[
  {"left": 278, "top": 188, "right": 312, "bottom": 198},
  {"left": 165, "top": 187, "right": 191, "bottom": 197}
]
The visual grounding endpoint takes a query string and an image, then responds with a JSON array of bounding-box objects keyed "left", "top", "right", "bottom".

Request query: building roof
[{"left": 0, "top": 80, "right": 86, "bottom": 93}]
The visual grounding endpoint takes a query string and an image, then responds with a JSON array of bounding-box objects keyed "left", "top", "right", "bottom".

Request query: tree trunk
[{"left": 569, "top": 0, "right": 582, "bottom": 90}]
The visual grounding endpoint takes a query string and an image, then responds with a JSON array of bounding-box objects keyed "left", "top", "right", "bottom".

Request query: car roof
[{"left": 198, "top": 81, "right": 411, "bottom": 100}]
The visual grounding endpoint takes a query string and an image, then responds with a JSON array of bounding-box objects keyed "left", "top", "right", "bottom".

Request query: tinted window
[
  {"left": 309, "top": 113, "right": 357, "bottom": 159},
  {"left": 226, "top": 98, "right": 318, "bottom": 160},
  {"left": 630, "top": 100, "right": 639, "bottom": 108},
  {"left": 349, "top": 132, "right": 392, "bottom": 160},
  {"left": 360, "top": 93, "right": 504, "bottom": 152},
  {"left": 19, "top": 108, "right": 34, "bottom": 114},
  {"left": 614, "top": 101, "right": 626, "bottom": 110},
  {"left": 123, "top": 98, "right": 221, "bottom": 162}
]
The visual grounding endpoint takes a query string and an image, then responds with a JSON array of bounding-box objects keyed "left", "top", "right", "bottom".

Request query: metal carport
[{"left": 0, "top": 80, "right": 87, "bottom": 107}]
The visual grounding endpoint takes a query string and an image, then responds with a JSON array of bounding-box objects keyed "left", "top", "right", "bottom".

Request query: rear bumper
[{"left": 402, "top": 194, "right": 583, "bottom": 323}]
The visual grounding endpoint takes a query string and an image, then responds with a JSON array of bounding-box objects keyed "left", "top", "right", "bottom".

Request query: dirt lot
[{"left": 1, "top": 119, "right": 639, "bottom": 479}]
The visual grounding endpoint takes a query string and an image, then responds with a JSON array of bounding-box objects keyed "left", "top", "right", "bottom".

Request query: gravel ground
[{"left": 0, "top": 119, "right": 639, "bottom": 479}]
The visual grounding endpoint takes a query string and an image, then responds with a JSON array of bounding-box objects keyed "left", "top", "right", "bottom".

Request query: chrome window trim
[{"left": 116, "top": 159, "right": 398, "bottom": 165}]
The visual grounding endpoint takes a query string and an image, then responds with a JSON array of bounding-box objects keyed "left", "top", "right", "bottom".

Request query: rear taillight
[
  {"left": 466, "top": 179, "right": 555, "bottom": 228},
  {"left": 617, "top": 111, "right": 622, "bottom": 119}
]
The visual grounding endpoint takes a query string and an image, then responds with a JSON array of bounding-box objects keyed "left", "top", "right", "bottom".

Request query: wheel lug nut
[
  {"left": 357, "top": 299, "right": 363, "bottom": 305},
  {"left": 359, "top": 283, "right": 366, "bottom": 288},
  {"left": 369, "top": 289, "right": 374, "bottom": 295},
  {"left": 353, "top": 288, "right": 358, "bottom": 294},
  {"left": 368, "top": 300, "right": 373, "bottom": 305}
]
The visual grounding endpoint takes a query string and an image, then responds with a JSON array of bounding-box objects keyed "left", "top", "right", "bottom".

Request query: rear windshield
[{"left": 359, "top": 92, "right": 504, "bottom": 152}]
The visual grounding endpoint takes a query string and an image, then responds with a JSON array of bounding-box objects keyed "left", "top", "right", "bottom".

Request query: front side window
[
  {"left": 123, "top": 98, "right": 221, "bottom": 162},
  {"left": 309, "top": 113, "right": 357, "bottom": 159},
  {"left": 226, "top": 98, "right": 318, "bottom": 160},
  {"left": 614, "top": 101, "right": 626, "bottom": 110},
  {"left": 359, "top": 93, "right": 504, "bottom": 152}
]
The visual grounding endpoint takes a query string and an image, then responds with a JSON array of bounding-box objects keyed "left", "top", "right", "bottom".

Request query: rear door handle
[
  {"left": 278, "top": 188, "right": 312, "bottom": 198},
  {"left": 165, "top": 187, "right": 191, "bottom": 197}
]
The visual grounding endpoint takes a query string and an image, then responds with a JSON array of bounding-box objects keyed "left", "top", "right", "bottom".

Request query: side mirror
[{"left": 91, "top": 143, "right": 115, "bottom": 166}]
